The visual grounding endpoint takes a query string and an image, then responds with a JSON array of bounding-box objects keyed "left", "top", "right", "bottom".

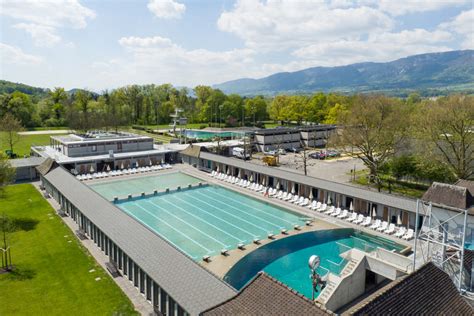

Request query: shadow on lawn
[
  {"left": 11, "top": 218, "right": 39, "bottom": 232},
  {"left": 4, "top": 267, "right": 36, "bottom": 281}
]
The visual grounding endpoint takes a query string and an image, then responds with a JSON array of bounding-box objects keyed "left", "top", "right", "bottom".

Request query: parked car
[
  {"left": 326, "top": 150, "right": 341, "bottom": 157},
  {"left": 286, "top": 147, "right": 302, "bottom": 153},
  {"left": 310, "top": 151, "right": 326, "bottom": 159}
]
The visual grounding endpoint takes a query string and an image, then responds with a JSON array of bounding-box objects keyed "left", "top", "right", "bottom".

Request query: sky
[{"left": 0, "top": 0, "right": 473, "bottom": 91}]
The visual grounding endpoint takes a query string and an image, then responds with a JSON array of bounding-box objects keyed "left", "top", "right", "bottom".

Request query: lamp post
[{"left": 308, "top": 255, "right": 320, "bottom": 301}]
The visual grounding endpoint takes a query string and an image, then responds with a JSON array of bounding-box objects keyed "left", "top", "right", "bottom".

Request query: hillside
[
  {"left": 0, "top": 80, "right": 49, "bottom": 97},
  {"left": 214, "top": 50, "right": 474, "bottom": 96}
]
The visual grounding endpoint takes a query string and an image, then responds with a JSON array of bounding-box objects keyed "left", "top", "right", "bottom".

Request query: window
[{"left": 92, "top": 145, "right": 97, "bottom": 152}]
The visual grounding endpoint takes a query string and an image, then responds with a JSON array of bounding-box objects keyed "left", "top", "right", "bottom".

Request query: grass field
[
  {"left": 352, "top": 169, "right": 427, "bottom": 198},
  {"left": 0, "top": 132, "right": 66, "bottom": 158},
  {"left": 0, "top": 184, "right": 137, "bottom": 315}
]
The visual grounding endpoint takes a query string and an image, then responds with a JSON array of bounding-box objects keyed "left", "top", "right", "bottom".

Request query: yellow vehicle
[{"left": 262, "top": 155, "right": 278, "bottom": 166}]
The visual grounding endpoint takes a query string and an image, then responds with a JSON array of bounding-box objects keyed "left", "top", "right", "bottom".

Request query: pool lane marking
[
  {"left": 192, "top": 190, "right": 284, "bottom": 230},
  {"left": 158, "top": 196, "right": 246, "bottom": 243},
  {"left": 143, "top": 199, "right": 231, "bottom": 248},
  {"left": 121, "top": 203, "right": 209, "bottom": 255},
  {"left": 178, "top": 191, "right": 270, "bottom": 234},
  {"left": 163, "top": 194, "right": 255, "bottom": 240},
  {"left": 204, "top": 188, "right": 297, "bottom": 226}
]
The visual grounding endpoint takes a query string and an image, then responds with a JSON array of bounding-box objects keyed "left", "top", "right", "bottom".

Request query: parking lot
[{"left": 251, "top": 150, "right": 365, "bottom": 184}]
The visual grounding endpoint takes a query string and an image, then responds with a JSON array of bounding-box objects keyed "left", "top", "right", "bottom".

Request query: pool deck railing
[{"left": 112, "top": 182, "right": 209, "bottom": 203}]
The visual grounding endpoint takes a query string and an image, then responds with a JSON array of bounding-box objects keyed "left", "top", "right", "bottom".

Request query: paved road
[{"left": 18, "top": 130, "right": 72, "bottom": 135}]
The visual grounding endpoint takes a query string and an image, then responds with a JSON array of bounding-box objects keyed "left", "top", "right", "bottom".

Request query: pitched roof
[
  {"left": 180, "top": 144, "right": 208, "bottom": 158},
  {"left": 349, "top": 262, "right": 473, "bottom": 315},
  {"left": 422, "top": 181, "right": 474, "bottom": 213},
  {"left": 42, "top": 166, "right": 236, "bottom": 315},
  {"left": 194, "top": 152, "right": 417, "bottom": 212},
  {"left": 36, "top": 158, "right": 56, "bottom": 175},
  {"left": 202, "top": 272, "right": 332, "bottom": 316}
]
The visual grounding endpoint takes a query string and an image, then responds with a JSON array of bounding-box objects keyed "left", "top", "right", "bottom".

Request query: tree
[
  {"left": 0, "top": 155, "right": 15, "bottom": 191},
  {"left": 0, "top": 91, "right": 34, "bottom": 127},
  {"left": 334, "top": 95, "right": 410, "bottom": 190},
  {"left": 0, "top": 213, "right": 14, "bottom": 271},
  {"left": 0, "top": 113, "right": 24, "bottom": 155},
  {"left": 417, "top": 95, "right": 474, "bottom": 180}
]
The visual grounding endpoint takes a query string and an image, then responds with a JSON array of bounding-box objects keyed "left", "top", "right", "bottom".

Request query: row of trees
[
  {"left": 333, "top": 94, "right": 473, "bottom": 186},
  {"left": 0, "top": 84, "right": 357, "bottom": 130}
]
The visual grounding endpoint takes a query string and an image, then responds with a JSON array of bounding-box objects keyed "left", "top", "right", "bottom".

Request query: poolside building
[
  {"left": 180, "top": 149, "right": 419, "bottom": 229},
  {"left": 31, "top": 131, "right": 180, "bottom": 174}
]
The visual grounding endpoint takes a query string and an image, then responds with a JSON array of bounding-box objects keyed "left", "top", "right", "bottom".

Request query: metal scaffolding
[{"left": 413, "top": 199, "right": 470, "bottom": 293}]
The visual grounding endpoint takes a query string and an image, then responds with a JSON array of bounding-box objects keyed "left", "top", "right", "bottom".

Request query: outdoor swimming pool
[
  {"left": 113, "top": 185, "right": 306, "bottom": 260},
  {"left": 224, "top": 229, "right": 405, "bottom": 299},
  {"left": 182, "top": 130, "right": 245, "bottom": 140},
  {"left": 89, "top": 172, "right": 201, "bottom": 199}
]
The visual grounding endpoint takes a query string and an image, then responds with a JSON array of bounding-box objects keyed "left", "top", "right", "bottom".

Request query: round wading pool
[{"left": 224, "top": 228, "right": 405, "bottom": 299}]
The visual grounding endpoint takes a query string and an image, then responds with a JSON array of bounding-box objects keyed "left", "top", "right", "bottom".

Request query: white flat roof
[{"left": 32, "top": 144, "right": 181, "bottom": 164}]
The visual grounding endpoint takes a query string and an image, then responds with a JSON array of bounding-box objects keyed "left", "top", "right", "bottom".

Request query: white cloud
[
  {"left": 0, "top": 42, "right": 43, "bottom": 65},
  {"left": 119, "top": 36, "right": 174, "bottom": 48},
  {"left": 217, "top": 0, "right": 394, "bottom": 50},
  {"left": 13, "top": 23, "right": 61, "bottom": 47},
  {"left": 1, "top": 0, "right": 95, "bottom": 46},
  {"left": 377, "top": 0, "right": 470, "bottom": 16},
  {"left": 440, "top": 9, "right": 474, "bottom": 49},
  {"left": 98, "top": 35, "right": 258, "bottom": 87},
  {"left": 291, "top": 29, "right": 452, "bottom": 66},
  {"left": 147, "top": 0, "right": 186, "bottom": 19}
]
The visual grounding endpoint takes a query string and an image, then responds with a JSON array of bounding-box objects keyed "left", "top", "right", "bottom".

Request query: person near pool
[{"left": 264, "top": 187, "right": 269, "bottom": 197}]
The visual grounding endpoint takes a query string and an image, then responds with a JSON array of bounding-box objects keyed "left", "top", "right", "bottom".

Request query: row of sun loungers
[
  {"left": 210, "top": 171, "right": 414, "bottom": 241},
  {"left": 77, "top": 164, "right": 172, "bottom": 181}
]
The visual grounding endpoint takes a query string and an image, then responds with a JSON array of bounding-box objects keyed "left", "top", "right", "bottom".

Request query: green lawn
[
  {"left": 0, "top": 184, "right": 137, "bottom": 315},
  {"left": 352, "top": 169, "right": 427, "bottom": 198},
  {"left": 0, "top": 132, "right": 66, "bottom": 158}
]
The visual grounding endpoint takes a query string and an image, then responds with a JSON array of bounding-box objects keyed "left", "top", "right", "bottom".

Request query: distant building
[{"left": 253, "top": 125, "right": 336, "bottom": 152}]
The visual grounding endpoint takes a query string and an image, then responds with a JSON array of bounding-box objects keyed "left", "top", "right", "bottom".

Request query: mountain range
[{"left": 213, "top": 50, "right": 474, "bottom": 96}]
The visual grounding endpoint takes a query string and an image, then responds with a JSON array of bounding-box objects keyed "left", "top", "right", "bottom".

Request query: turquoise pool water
[
  {"left": 89, "top": 172, "right": 201, "bottom": 199},
  {"left": 183, "top": 130, "right": 245, "bottom": 140},
  {"left": 114, "top": 185, "right": 305, "bottom": 260},
  {"left": 224, "top": 229, "right": 405, "bottom": 299}
]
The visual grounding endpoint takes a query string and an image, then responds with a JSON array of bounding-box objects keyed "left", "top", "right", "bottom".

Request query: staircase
[{"left": 317, "top": 259, "right": 359, "bottom": 305}]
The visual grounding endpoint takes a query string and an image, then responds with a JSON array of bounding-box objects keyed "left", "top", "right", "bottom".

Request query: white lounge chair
[
  {"left": 318, "top": 203, "right": 327, "bottom": 212},
  {"left": 280, "top": 192, "right": 288, "bottom": 200},
  {"left": 402, "top": 229, "right": 414, "bottom": 240},
  {"left": 370, "top": 219, "right": 381, "bottom": 230},
  {"left": 285, "top": 193, "right": 293, "bottom": 201},
  {"left": 361, "top": 216, "right": 372, "bottom": 226},
  {"left": 394, "top": 227, "right": 406, "bottom": 238},
  {"left": 331, "top": 208, "right": 341, "bottom": 217},
  {"left": 325, "top": 206, "right": 335, "bottom": 215},
  {"left": 384, "top": 223, "right": 396, "bottom": 234},
  {"left": 346, "top": 213, "right": 357, "bottom": 222},
  {"left": 377, "top": 221, "right": 389, "bottom": 232},
  {"left": 337, "top": 209, "right": 348, "bottom": 219},
  {"left": 291, "top": 195, "right": 300, "bottom": 203},
  {"left": 275, "top": 191, "right": 283, "bottom": 199},
  {"left": 353, "top": 214, "right": 364, "bottom": 224},
  {"left": 312, "top": 201, "right": 322, "bottom": 210},
  {"left": 300, "top": 198, "right": 309, "bottom": 206}
]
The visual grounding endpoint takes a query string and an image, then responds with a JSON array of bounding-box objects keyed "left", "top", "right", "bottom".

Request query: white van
[{"left": 232, "top": 147, "right": 250, "bottom": 160}]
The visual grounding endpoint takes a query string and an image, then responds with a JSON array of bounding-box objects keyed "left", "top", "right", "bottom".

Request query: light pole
[{"left": 308, "top": 255, "right": 321, "bottom": 301}]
